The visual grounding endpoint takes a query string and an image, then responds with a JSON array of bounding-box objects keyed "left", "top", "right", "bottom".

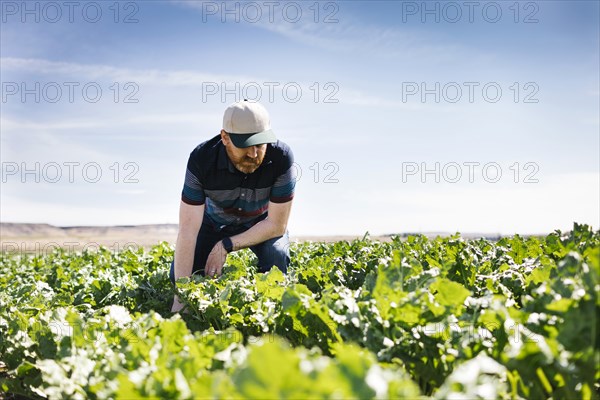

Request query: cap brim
[{"left": 229, "top": 129, "right": 276, "bottom": 148}]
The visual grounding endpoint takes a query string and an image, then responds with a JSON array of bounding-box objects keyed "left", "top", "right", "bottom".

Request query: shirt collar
[{"left": 217, "top": 140, "right": 237, "bottom": 173}]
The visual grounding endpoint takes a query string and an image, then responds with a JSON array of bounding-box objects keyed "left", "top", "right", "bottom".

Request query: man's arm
[
  {"left": 205, "top": 200, "right": 293, "bottom": 277},
  {"left": 231, "top": 200, "right": 292, "bottom": 249},
  {"left": 174, "top": 201, "right": 204, "bottom": 280},
  {"left": 172, "top": 201, "right": 204, "bottom": 312}
]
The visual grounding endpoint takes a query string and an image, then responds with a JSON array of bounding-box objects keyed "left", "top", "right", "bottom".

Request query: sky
[{"left": 1, "top": 0, "right": 599, "bottom": 236}]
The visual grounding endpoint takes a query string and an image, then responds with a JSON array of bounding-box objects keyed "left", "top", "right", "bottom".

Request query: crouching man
[{"left": 171, "top": 100, "right": 296, "bottom": 312}]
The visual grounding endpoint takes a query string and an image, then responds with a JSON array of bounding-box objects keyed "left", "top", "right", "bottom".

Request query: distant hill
[
  {"left": 1, "top": 222, "right": 508, "bottom": 253},
  {"left": 1, "top": 223, "right": 179, "bottom": 252}
]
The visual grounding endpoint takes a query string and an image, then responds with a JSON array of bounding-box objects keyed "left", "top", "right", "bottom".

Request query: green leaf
[
  {"left": 256, "top": 267, "right": 285, "bottom": 299},
  {"left": 430, "top": 278, "right": 471, "bottom": 308}
]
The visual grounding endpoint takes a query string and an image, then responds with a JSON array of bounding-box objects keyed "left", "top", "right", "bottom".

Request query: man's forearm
[
  {"left": 173, "top": 201, "right": 204, "bottom": 281},
  {"left": 173, "top": 234, "right": 197, "bottom": 280},
  {"left": 229, "top": 218, "right": 285, "bottom": 251}
]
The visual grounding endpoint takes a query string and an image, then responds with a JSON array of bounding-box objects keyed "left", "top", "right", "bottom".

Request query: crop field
[{"left": 0, "top": 224, "right": 598, "bottom": 399}]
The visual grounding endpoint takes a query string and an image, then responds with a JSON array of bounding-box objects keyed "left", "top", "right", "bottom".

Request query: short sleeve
[
  {"left": 270, "top": 145, "right": 296, "bottom": 203},
  {"left": 181, "top": 149, "right": 206, "bottom": 205}
]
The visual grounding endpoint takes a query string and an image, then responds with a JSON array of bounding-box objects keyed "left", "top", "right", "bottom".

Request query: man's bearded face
[{"left": 225, "top": 138, "right": 267, "bottom": 174}]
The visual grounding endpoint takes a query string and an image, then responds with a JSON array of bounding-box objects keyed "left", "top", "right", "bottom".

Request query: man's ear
[{"left": 220, "top": 130, "right": 229, "bottom": 145}]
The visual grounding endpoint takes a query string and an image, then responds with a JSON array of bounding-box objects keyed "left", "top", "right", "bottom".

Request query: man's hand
[
  {"left": 205, "top": 240, "right": 228, "bottom": 278},
  {"left": 171, "top": 295, "right": 185, "bottom": 313}
]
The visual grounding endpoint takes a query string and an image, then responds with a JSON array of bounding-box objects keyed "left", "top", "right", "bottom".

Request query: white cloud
[
  {"left": 1, "top": 57, "right": 421, "bottom": 116},
  {"left": 174, "top": 0, "right": 465, "bottom": 61},
  {"left": 1, "top": 112, "right": 217, "bottom": 131},
  {"left": 1, "top": 57, "right": 249, "bottom": 86},
  {"left": 1, "top": 118, "right": 107, "bottom": 131},
  {"left": 0, "top": 193, "right": 177, "bottom": 226},
  {"left": 355, "top": 173, "right": 600, "bottom": 235}
]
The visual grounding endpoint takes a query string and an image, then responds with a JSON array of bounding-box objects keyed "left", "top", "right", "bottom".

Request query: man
[{"left": 171, "top": 100, "right": 296, "bottom": 312}]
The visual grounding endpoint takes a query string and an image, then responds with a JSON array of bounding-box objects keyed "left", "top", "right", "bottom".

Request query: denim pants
[{"left": 170, "top": 219, "right": 290, "bottom": 284}]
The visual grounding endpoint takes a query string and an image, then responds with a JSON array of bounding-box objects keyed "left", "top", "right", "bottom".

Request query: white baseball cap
[{"left": 222, "top": 100, "right": 277, "bottom": 148}]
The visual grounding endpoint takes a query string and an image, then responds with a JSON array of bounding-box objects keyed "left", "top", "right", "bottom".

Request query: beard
[{"left": 226, "top": 148, "right": 265, "bottom": 174}]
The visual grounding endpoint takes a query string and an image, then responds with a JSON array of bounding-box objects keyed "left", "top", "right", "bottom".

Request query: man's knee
[{"left": 256, "top": 237, "right": 290, "bottom": 273}]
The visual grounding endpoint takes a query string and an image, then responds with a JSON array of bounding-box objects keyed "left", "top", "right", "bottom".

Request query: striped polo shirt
[{"left": 181, "top": 134, "right": 296, "bottom": 228}]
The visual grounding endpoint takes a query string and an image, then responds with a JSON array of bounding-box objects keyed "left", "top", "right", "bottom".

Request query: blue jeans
[{"left": 169, "top": 219, "right": 290, "bottom": 284}]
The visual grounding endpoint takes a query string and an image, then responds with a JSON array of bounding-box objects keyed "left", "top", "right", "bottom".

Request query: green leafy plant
[{"left": 1, "top": 224, "right": 598, "bottom": 399}]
